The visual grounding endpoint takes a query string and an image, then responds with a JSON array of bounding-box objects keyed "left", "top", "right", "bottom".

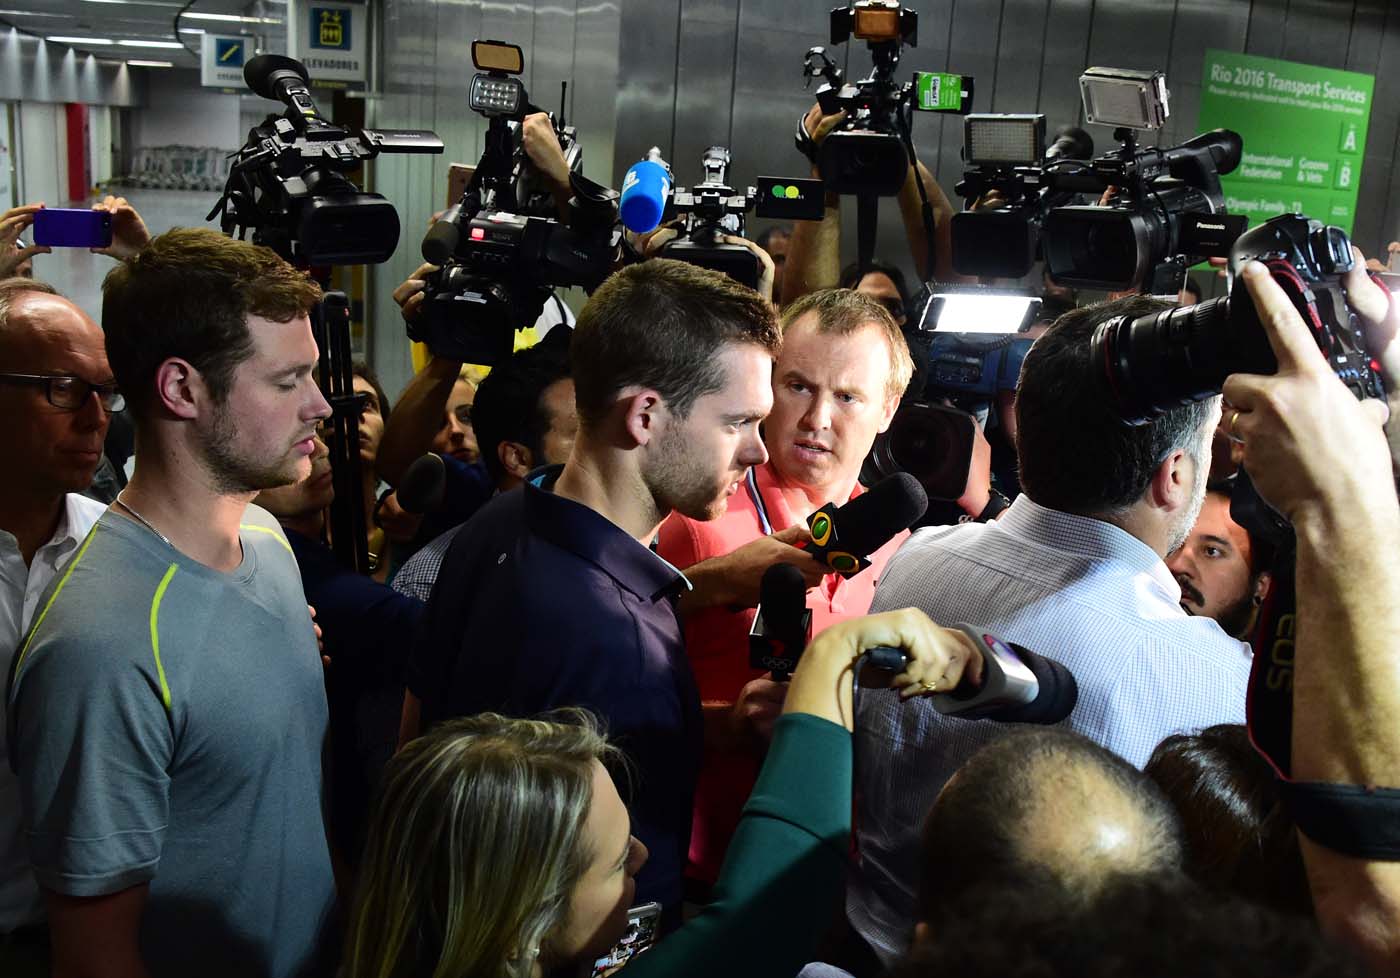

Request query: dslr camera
[
  {"left": 211, "top": 55, "right": 443, "bottom": 265},
  {"left": 413, "top": 40, "right": 620, "bottom": 366},
  {"left": 1091, "top": 213, "right": 1385, "bottom": 424},
  {"left": 953, "top": 68, "right": 1245, "bottom": 292},
  {"left": 657, "top": 146, "right": 824, "bottom": 289}
]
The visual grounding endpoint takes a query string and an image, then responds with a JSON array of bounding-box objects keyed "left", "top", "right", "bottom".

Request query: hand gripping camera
[
  {"left": 413, "top": 40, "right": 619, "bottom": 366},
  {"left": 210, "top": 55, "right": 443, "bottom": 266}
]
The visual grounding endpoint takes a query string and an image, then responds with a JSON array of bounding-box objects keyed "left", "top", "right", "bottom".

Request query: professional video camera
[
  {"left": 796, "top": 1, "right": 972, "bottom": 272},
  {"left": 210, "top": 54, "right": 443, "bottom": 266},
  {"left": 863, "top": 286, "right": 1042, "bottom": 502},
  {"left": 655, "top": 146, "right": 825, "bottom": 289},
  {"left": 952, "top": 68, "right": 1245, "bottom": 292},
  {"left": 412, "top": 40, "right": 620, "bottom": 366}
]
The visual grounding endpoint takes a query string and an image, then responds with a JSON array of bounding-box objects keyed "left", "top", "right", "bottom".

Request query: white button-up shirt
[
  {"left": 848, "top": 495, "right": 1252, "bottom": 964},
  {"left": 0, "top": 492, "right": 106, "bottom": 931}
]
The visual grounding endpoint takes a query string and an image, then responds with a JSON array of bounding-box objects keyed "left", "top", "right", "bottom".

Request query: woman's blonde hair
[{"left": 342, "top": 710, "right": 618, "bottom": 978}]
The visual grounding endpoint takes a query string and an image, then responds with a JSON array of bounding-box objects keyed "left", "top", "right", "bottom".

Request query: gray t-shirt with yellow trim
[{"left": 6, "top": 504, "right": 335, "bottom": 978}]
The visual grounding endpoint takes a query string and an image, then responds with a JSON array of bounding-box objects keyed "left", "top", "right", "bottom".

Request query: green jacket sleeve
[{"left": 627, "top": 712, "right": 853, "bottom": 978}]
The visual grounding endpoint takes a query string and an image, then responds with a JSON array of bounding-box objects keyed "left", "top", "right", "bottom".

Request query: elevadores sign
[
  {"left": 1198, "top": 49, "right": 1373, "bottom": 235},
  {"left": 291, "top": 0, "right": 367, "bottom": 85}
]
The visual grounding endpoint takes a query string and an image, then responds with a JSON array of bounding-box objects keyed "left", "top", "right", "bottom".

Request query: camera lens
[{"left": 1091, "top": 296, "right": 1236, "bottom": 424}]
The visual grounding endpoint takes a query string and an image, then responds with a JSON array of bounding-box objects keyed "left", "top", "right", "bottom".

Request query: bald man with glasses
[{"left": 0, "top": 278, "right": 116, "bottom": 972}]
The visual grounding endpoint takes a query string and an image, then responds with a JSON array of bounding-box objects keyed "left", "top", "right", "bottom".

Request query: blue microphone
[{"left": 619, "top": 147, "right": 672, "bottom": 234}]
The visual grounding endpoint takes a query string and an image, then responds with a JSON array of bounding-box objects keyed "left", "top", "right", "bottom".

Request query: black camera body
[
  {"left": 211, "top": 55, "right": 443, "bottom": 266},
  {"left": 413, "top": 41, "right": 618, "bottom": 365},
  {"left": 1092, "top": 213, "right": 1385, "bottom": 425},
  {"left": 659, "top": 146, "right": 761, "bottom": 287},
  {"left": 952, "top": 121, "right": 1243, "bottom": 290}
]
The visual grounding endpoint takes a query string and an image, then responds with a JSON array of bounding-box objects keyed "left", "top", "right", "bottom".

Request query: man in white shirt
[
  {"left": 844, "top": 294, "right": 1253, "bottom": 972},
  {"left": 0, "top": 279, "right": 113, "bottom": 968}
]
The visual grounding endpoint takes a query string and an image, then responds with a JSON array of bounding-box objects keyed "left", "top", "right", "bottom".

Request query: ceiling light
[
  {"left": 0, "top": 9, "right": 71, "bottom": 16},
  {"left": 181, "top": 12, "right": 281, "bottom": 23},
  {"left": 81, "top": 0, "right": 183, "bottom": 5},
  {"left": 116, "top": 39, "right": 184, "bottom": 48},
  {"left": 47, "top": 35, "right": 115, "bottom": 44},
  {"left": 178, "top": 27, "right": 203, "bottom": 34},
  {"left": 126, "top": 59, "right": 173, "bottom": 66}
]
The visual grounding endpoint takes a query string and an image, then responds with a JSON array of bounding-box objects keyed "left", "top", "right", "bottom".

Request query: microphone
[
  {"left": 244, "top": 54, "right": 316, "bottom": 108},
  {"left": 396, "top": 454, "right": 447, "bottom": 514},
  {"left": 801, "top": 472, "right": 928, "bottom": 577},
  {"left": 1046, "top": 125, "right": 1093, "bottom": 162},
  {"left": 861, "top": 625, "right": 1077, "bottom": 724},
  {"left": 619, "top": 148, "right": 672, "bottom": 235},
  {"left": 748, "top": 563, "right": 812, "bottom": 681},
  {"left": 422, "top": 202, "right": 463, "bottom": 265}
]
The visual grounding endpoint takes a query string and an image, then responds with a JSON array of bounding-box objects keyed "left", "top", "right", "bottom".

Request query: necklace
[{"left": 113, "top": 492, "right": 176, "bottom": 550}]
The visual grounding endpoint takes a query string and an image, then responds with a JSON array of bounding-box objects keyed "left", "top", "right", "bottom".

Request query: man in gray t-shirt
[
  {"left": 7, "top": 505, "right": 335, "bottom": 978},
  {"left": 4, "top": 227, "right": 338, "bottom": 977}
]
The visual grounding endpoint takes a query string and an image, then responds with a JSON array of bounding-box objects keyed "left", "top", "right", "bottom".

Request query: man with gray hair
[{"left": 843, "top": 295, "right": 1251, "bottom": 972}]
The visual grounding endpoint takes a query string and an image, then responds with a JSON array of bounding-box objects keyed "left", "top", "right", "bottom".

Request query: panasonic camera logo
[{"left": 1197, "top": 222, "right": 1227, "bottom": 231}]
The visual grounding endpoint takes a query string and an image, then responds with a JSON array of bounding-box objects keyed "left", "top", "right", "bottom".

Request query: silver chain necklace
[{"left": 114, "top": 492, "right": 176, "bottom": 550}]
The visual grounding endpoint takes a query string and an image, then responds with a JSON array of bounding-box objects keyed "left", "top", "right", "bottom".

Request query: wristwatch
[{"left": 959, "top": 488, "right": 1011, "bottom": 524}]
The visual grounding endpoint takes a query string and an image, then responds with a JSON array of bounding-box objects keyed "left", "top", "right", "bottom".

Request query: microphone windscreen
[
  {"left": 421, "top": 204, "right": 463, "bottom": 265},
  {"left": 1009, "top": 644, "right": 1078, "bottom": 724},
  {"left": 619, "top": 158, "right": 671, "bottom": 234},
  {"left": 1047, "top": 125, "right": 1094, "bottom": 161},
  {"left": 759, "top": 562, "right": 809, "bottom": 623},
  {"left": 244, "top": 54, "right": 308, "bottom": 101},
  {"left": 396, "top": 453, "right": 447, "bottom": 514},
  {"left": 831, "top": 473, "right": 928, "bottom": 557}
]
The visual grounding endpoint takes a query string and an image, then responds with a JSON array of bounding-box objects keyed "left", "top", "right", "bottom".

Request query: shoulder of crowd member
[{"left": 655, "top": 509, "right": 710, "bottom": 569}]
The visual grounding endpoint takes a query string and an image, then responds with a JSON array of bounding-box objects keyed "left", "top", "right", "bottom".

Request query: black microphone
[
  {"left": 395, "top": 453, "right": 447, "bottom": 514},
  {"left": 421, "top": 203, "right": 463, "bottom": 265},
  {"left": 861, "top": 626, "right": 1078, "bottom": 724},
  {"left": 801, "top": 472, "right": 927, "bottom": 577},
  {"left": 244, "top": 54, "right": 315, "bottom": 107},
  {"left": 748, "top": 563, "right": 812, "bottom": 681}
]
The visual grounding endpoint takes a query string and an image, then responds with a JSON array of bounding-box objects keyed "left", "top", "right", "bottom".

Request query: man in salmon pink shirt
[{"left": 657, "top": 287, "right": 993, "bottom": 889}]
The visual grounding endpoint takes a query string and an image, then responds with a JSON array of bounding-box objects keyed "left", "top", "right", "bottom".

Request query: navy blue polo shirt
[{"left": 408, "top": 466, "right": 702, "bottom": 913}]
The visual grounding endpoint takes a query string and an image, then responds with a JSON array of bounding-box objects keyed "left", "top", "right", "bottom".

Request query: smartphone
[
  {"left": 590, "top": 901, "right": 661, "bottom": 977},
  {"left": 32, "top": 208, "right": 113, "bottom": 249},
  {"left": 913, "top": 72, "right": 975, "bottom": 114}
]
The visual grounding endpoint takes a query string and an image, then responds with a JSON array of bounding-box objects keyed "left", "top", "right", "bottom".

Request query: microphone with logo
[
  {"left": 798, "top": 472, "right": 928, "bottom": 577},
  {"left": 619, "top": 147, "right": 673, "bottom": 235},
  {"left": 750, "top": 562, "right": 1077, "bottom": 722}
]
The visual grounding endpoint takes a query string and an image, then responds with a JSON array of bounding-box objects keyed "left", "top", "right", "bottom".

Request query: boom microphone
[
  {"left": 619, "top": 147, "right": 673, "bottom": 235},
  {"left": 748, "top": 562, "right": 812, "bottom": 680},
  {"left": 802, "top": 472, "right": 928, "bottom": 577}
]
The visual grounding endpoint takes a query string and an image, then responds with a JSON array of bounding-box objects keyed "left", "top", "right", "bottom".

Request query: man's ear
[
  {"left": 498, "top": 441, "right": 535, "bottom": 480},
  {"left": 876, "top": 392, "right": 900, "bottom": 435},
  {"left": 1253, "top": 569, "right": 1273, "bottom": 606},
  {"left": 1149, "top": 447, "right": 1191, "bottom": 511},
  {"left": 619, "top": 389, "right": 664, "bottom": 449},
  {"left": 153, "top": 357, "right": 204, "bottom": 421}
]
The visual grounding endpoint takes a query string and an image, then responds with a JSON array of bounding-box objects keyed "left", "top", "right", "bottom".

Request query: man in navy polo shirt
[{"left": 401, "top": 259, "right": 781, "bottom": 918}]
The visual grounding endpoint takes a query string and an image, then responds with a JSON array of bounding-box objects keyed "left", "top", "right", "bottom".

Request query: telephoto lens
[{"left": 1090, "top": 214, "right": 1377, "bottom": 424}]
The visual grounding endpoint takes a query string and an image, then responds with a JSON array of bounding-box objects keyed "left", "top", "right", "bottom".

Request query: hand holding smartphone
[
  {"left": 31, "top": 208, "right": 113, "bottom": 249},
  {"left": 590, "top": 901, "right": 661, "bottom": 977}
]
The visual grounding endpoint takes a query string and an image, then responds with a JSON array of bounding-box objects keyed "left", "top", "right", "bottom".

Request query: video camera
[
  {"left": 796, "top": 1, "right": 972, "bottom": 273},
  {"left": 412, "top": 40, "right": 620, "bottom": 366},
  {"left": 952, "top": 68, "right": 1245, "bottom": 292},
  {"left": 210, "top": 55, "right": 443, "bottom": 266},
  {"left": 656, "top": 146, "right": 824, "bottom": 289}
]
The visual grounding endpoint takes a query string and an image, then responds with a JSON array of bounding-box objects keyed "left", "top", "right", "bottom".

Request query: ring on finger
[
  {"left": 1227, "top": 409, "right": 1246, "bottom": 444},
  {"left": 921, "top": 680, "right": 939, "bottom": 693}
]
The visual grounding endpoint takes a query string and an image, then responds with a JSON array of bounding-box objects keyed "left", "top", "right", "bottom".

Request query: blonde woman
[{"left": 343, "top": 608, "right": 980, "bottom": 978}]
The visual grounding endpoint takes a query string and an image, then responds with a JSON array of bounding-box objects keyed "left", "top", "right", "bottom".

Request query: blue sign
[
  {"left": 214, "top": 37, "right": 244, "bottom": 66},
  {"left": 309, "top": 7, "right": 350, "bottom": 50}
]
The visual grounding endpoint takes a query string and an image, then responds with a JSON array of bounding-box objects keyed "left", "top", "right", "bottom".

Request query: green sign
[
  {"left": 1198, "top": 50, "right": 1373, "bottom": 235},
  {"left": 915, "top": 72, "right": 966, "bottom": 112}
]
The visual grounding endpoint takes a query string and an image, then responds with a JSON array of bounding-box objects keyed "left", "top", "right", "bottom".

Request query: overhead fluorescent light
[
  {"left": 177, "top": 26, "right": 204, "bottom": 34},
  {"left": 82, "top": 0, "right": 183, "bottom": 5},
  {"left": 47, "top": 35, "right": 115, "bottom": 44},
  {"left": 126, "top": 59, "right": 173, "bottom": 67},
  {"left": 0, "top": 9, "right": 72, "bottom": 16},
  {"left": 116, "top": 39, "right": 184, "bottom": 48},
  {"left": 181, "top": 12, "right": 281, "bottom": 23}
]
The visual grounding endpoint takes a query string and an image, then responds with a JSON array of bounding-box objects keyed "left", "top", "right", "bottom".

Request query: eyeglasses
[{"left": 0, "top": 373, "right": 126, "bottom": 412}]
